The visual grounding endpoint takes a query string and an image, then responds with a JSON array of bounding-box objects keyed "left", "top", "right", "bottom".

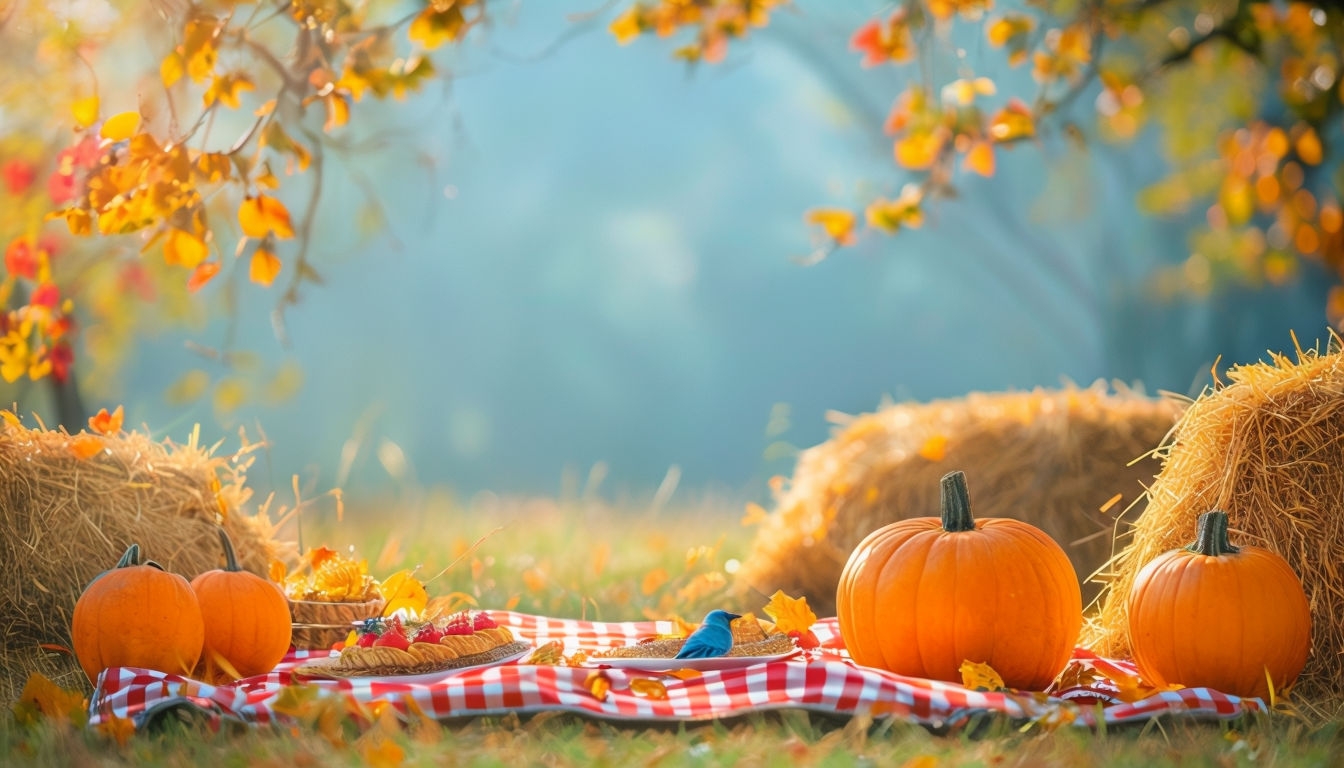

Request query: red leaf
[
  {"left": 187, "top": 261, "right": 221, "bottom": 292},
  {"left": 3, "top": 160, "right": 36, "bottom": 195}
]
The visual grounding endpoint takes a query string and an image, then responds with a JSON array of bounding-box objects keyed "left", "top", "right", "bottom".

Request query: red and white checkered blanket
[{"left": 86, "top": 613, "right": 1261, "bottom": 731}]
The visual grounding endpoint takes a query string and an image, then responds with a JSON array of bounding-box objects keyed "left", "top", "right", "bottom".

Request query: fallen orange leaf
[
  {"left": 88, "top": 405, "right": 123, "bottom": 435},
  {"left": 69, "top": 434, "right": 105, "bottom": 459}
]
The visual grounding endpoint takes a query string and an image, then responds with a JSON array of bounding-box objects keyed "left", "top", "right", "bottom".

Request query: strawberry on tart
[{"left": 295, "top": 610, "right": 530, "bottom": 678}]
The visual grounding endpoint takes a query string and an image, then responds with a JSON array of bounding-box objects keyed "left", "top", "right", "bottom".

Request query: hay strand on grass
[
  {"left": 734, "top": 382, "right": 1184, "bottom": 616},
  {"left": 1084, "top": 336, "right": 1344, "bottom": 715},
  {"left": 0, "top": 421, "right": 285, "bottom": 702}
]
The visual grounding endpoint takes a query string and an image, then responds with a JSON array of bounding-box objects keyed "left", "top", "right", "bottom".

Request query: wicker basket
[{"left": 288, "top": 597, "right": 385, "bottom": 650}]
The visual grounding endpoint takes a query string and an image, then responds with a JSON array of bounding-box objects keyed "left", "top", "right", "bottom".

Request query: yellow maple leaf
[
  {"left": 100, "top": 111, "right": 140, "bottom": 141},
  {"left": 239, "top": 195, "right": 295, "bottom": 240},
  {"left": 163, "top": 228, "right": 208, "bottom": 268},
  {"left": 249, "top": 247, "right": 282, "bottom": 287},
  {"left": 409, "top": 5, "right": 467, "bottom": 50},
  {"left": 989, "top": 100, "right": 1035, "bottom": 142},
  {"left": 204, "top": 73, "right": 255, "bottom": 110},
  {"left": 585, "top": 670, "right": 612, "bottom": 702},
  {"left": 865, "top": 185, "right": 925, "bottom": 233},
  {"left": 629, "top": 678, "right": 669, "bottom": 700},
  {"left": 378, "top": 569, "right": 429, "bottom": 617},
  {"left": 964, "top": 140, "right": 996, "bottom": 177},
  {"left": 72, "top": 95, "right": 99, "bottom": 129},
  {"left": 804, "top": 208, "right": 856, "bottom": 245},
  {"left": 12, "top": 672, "right": 88, "bottom": 727},
  {"left": 959, "top": 660, "right": 1006, "bottom": 691},
  {"left": 609, "top": 7, "right": 643, "bottom": 45},
  {"left": 895, "top": 130, "right": 944, "bottom": 170},
  {"left": 160, "top": 52, "right": 185, "bottom": 88},
  {"left": 762, "top": 590, "right": 816, "bottom": 634}
]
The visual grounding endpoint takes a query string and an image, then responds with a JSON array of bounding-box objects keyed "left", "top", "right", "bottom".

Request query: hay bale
[
  {"left": 734, "top": 382, "right": 1184, "bottom": 616},
  {"left": 1085, "top": 338, "right": 1344, "bottom": 714},
  {"left": 0, "top": 422, "right": 284, "bottom": 701}
]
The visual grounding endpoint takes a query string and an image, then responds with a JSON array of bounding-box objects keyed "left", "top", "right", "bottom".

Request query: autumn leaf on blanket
[
  {"left": 959, "top": 660, "right": 1007, "bottom": 691},
  {"left": 12, "top": 673, "right": 88, "bottom": 727},
  {"left": 586, "top": 670, "right": 612, "bottom": 702},
  {"left": 524, "top": 640, "right": 566, "bottom": 666},
  {"left": 95, "top": 713, "right": 136, "bottom": 747},
  {"left": 763, "top": 591, "right": 816, "bottom": 634},
  {"left": 660, "top": 668, "right": 702, "bottom": 681},
  {"left": 629, "top": 678, "right": 669, "bottom": 700},
  {"left": 1087, "top": 656, "right": 1180, "bottom": 702},
  {"left": 379, "top": 569, "right": 429, "bottom": 617}
]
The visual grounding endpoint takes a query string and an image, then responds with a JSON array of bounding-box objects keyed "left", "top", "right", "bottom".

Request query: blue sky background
[{"left": 118, "top": 2, "right": 1330, "bottom": 502}]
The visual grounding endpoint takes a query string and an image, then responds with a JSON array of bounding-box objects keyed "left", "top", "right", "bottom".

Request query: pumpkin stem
[
  {"left": 216, "top": 527, "right": 243, "bottom": 572},
  {"left": 1186, "top": 510, "right": 1241, "bottom": 557},
  {"left": 115, "top": 543, "right": 165, "bottom": 571},
  {"left": 115, "top": 544, "right": 140, "bottom": 568},
  {"left": 940, "top": 471, "right": 976, "bottom": 533}
]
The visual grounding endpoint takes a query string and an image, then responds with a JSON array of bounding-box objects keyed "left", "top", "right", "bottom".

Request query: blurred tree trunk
[
  {"left": 50, "top": 369, "right": 86, "bottom": 431},
  {"left": 8, "top": 282, "right": 86, "bottom": 430}
]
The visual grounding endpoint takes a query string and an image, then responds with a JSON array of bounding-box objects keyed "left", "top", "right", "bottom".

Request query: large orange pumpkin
[
  {"left": 71, "top": 544, "right": 204, "bottom": 684},
  {"left": 1126, "top": 509, "right": 1312, "bottom": 700},
  {"left": 190, "top": 528, "right": 293, "bottom": 681},
  {"left": 835, "top": 470, "right": 1082, "bottom": 690}
]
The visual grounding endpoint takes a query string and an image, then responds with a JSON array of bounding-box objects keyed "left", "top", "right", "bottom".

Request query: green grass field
[{"left": 5, "top": 493, "right": 1343, "bottom": 766}]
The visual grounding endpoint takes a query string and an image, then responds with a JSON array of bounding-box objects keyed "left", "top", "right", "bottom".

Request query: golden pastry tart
[{"left": 295, "top": 611, "right": 530, "bottom": 678}]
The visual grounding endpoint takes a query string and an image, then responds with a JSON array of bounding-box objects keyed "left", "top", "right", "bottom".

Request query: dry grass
[
  {"left": 0, "top": 422, "right": 284, "bottom": 704},
  {"left": 735, "top": 382, "right": 1183, "bottom": 615},
  {"left": 1085, "top": 336, "right": 1344, "bottom": 718}
]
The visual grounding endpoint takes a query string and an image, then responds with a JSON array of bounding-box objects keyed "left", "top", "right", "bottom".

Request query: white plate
[
  {"left": 584, "top": 648, "right": 801, "bottom": 672},
  {"left": 297, "top": 646, "right": 531, "bottom": 684}
]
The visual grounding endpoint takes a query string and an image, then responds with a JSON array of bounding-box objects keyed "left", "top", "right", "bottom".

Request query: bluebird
[{"left": 674, "top": 609, "right": 741, "bottom": 659}]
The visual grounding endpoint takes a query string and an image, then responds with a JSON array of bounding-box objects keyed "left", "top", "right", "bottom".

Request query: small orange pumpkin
[
  {"left": 1126, "top": 509, "right": 1312, "bottom": 700},
  {"left": 72, "top": 544, "right": 204, "bottom": 684},
  {"left": 836, "top": 470, "right": 1082, "bottom": 690},
  {"left": 190, "top": 528, "right": 293, "bottom": 680}
]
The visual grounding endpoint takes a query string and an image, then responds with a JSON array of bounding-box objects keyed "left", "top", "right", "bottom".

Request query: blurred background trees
[{"left": 0, "top": 0, "right": 1337, "bottom": 500}]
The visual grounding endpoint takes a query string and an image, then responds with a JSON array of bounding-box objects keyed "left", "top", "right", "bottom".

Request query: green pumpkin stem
[
  {"left": 1186, "top": 510, "right": 1241, "bottom": 557},
  {"left": 940, "top": 471, "right": 976, "bottom": 533},
  {"left": 114, "top": 543, "right": 164, "bottom": 571},
  {"left": 115, "top": 544, "right": 140, "bottom": 568},
  {"left": 217, "top": 527, "right": 243, "bottom": 572}
]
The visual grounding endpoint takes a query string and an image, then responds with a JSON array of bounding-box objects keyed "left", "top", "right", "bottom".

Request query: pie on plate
[{"left": 294, "top": 611, "right": 531, "bottom": 679}]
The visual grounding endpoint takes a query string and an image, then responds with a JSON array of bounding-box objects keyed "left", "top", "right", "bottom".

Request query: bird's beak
[{"left": 727, "top": 613, "right": 742, "bottom": 620}]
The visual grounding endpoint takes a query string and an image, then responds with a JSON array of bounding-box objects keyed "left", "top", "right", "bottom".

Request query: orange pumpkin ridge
[
  {"left": 71, "top": 544, "right": 204, "bottom": 684},
  {"left": 190, "top": 528, "right": 293, "bottom": 681},
  {"left": 835, "top": 470, "right": 1082, "bottom": 691},
  {"left": 1125, "top": 510, "right": 1312, "bottom": 700}
]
